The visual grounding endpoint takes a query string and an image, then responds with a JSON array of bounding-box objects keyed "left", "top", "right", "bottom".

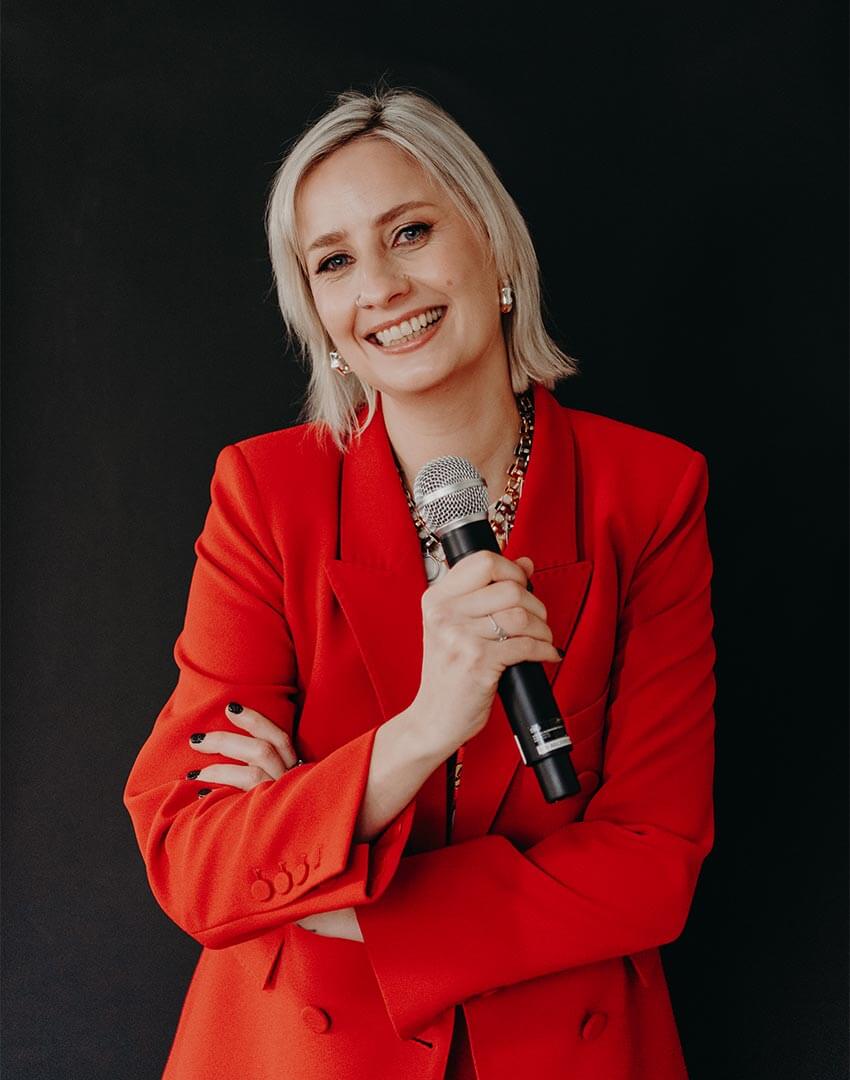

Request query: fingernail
[
  {"left": 190, "top": 733, "right": 205, "bottom": 743},
  {"left": 186, "top": 769, "right": 201, "bottom": 779},
  {"left": 227, "top": 702, "right": 243, "bottom": 714},
  {"left": 557, "top": 648, "right": 565, "bottom": 658}
]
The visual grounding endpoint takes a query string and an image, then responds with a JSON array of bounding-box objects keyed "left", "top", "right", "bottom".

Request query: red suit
[{"left": 124, "top": 382, "right": 716, "bottom": 1079}]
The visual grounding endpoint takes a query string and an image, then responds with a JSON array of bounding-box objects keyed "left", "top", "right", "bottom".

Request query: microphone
[{"left": 413, "top": 455, "right": 581, "bottom": 802}]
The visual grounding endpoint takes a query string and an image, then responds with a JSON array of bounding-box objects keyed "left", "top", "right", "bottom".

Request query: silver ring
[
  {"left": 487, "top": 614, "right": 510, "bottom": 642},
  {"left": 292, "top": 758, "right": 306, "bottom": 768}
]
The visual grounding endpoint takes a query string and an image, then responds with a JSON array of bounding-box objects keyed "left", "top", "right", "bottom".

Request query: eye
[
  {"left": 315, "top": 223, "right": 432, "bottom": 275},
  {"left": 396, "top": 222, "right": 431, "bottom": 244},
  {"left": 316, "top": 253, "right": 350, "bottom": 275}
]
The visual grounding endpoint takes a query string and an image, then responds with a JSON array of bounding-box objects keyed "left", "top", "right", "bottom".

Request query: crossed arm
[{"left": 184, "top": 701, "right": 364, "bottom": 940}]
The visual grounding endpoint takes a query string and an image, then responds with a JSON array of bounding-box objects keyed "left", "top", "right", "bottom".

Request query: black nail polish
[
  {"left": 557, "top": 648, "right": 566, "bottom": 658},
  {"left": 227, "top": 702, "right": 243, "bottom": 714},
  {"left": 197, "top": 787, "right": 212, "bottom": 797},
  {"left": 190, "top": 733, "right": 205, "bottom": 743},
  {"left": 186, "top": 769, "right": 201, "bottom": 779}
]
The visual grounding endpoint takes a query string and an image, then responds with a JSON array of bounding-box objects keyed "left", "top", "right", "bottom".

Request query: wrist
[{"left": 403, "top": 694, "right": 455, "bottom": 765}]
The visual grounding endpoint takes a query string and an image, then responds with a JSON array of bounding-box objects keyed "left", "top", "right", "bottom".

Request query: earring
[
  {"left": 500, "top": 284, "right": 514, "bottom": 313},
  {"left": 329, "top": 350, "right": 351, "bottom": 376}
]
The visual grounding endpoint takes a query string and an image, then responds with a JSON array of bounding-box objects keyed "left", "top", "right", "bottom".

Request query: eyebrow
[{"left": 305, "top": 201, "right": 439, "bottom": 256}]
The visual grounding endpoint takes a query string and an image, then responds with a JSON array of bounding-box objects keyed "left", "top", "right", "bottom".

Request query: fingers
[
  {"left": 481, "top": 632, "right": 562, "bottom": 665},
  {"left": 460, "top": 578, "right": 549, "bottom": 624},
  {"left": 479, "top": 607, "right": 557, "bottom": 647},
  {"left": 224, "top": 704, "right": 300, "bottom": 770},
  {"left": 187, "top": 704, "right": 300, "bottom": 783},
  {"left": 190, "top": 730, "right": 288, "bottom": 780},
  {"left": 432, "top": 550, "right": 532, "bottom": 600},
  {"left": 478, "top": 608, "right": 561, "bottom": 657},
  {"left": 422, "top": 551, "right": 555, "bottom": 644},
  {"left": 190, "top": 763, "right": 277, "bottom": 790}
]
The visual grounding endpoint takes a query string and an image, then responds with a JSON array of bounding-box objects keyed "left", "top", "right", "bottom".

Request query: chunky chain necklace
[{"left": 393, "top": 389, "right": 535, "bottom": 582}]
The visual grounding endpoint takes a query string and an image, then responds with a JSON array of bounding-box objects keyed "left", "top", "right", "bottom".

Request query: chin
[{"left": 379, "top": 368, "right": 454, "bottom": 398}]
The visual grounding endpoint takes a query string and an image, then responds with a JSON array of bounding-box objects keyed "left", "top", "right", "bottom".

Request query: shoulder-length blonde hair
[{"left": 264, "top": 83, "right": 580, "bottom": 453}]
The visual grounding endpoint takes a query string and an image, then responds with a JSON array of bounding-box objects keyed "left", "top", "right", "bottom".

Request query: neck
[{"left": 381, "top": 377, "right": 524, "bottom": 504}]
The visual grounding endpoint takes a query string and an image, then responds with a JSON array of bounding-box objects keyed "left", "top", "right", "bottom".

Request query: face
[{"left": 294, "top": 137, "right": 509, "bottom": 401}]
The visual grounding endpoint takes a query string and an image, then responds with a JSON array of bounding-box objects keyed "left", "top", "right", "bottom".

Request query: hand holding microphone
[
  {"left": 413, "top": 550, "right": 562, "bottom": 753},
  {"left": 410, "top": 455, "right": 581, "bottom": 802}
]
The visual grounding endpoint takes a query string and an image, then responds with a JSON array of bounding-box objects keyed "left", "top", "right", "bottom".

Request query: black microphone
[{"left": 413, "top": 455, "right": 581, "bottom": 802}]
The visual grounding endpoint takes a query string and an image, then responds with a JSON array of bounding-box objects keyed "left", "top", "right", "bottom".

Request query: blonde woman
[{"left": 124, "top": 84, "right": 716, "bottom": 1080}]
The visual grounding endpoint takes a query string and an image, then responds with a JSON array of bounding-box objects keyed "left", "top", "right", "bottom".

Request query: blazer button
[
  {"left": 580, "top": 1012, "right": 608, "bottom": 1041},
  {"left": 274, "top": 866, "right": 293, "bottom": 894},
  {"left": 301, "top": 1005, "right": 332, "bottom": 1034},
  {"left": 250, "top": 877, "right": 274, "bottom": 902}
]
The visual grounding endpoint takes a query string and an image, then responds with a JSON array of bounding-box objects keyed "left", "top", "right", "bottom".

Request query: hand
[
  {"left": 413, "top": 553, "right": 561, "bottom": 757},
  {"left": 295, "top": 906, "right": 364, "bottom": 942},
  {"left": 187, "top": 703, "right": 363, "bottom": 942},
  {"left": 187, "top": 702, "right": 302, "bottom": 788}
]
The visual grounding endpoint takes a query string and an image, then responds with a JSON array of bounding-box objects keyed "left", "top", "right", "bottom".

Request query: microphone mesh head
[{"left": 412, "top": 456, "right": 490, "bottom": 534}]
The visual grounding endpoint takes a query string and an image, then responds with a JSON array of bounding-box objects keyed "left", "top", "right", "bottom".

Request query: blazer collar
[{"left": 325, "top": 382, "right": 592, "bottom": 846}]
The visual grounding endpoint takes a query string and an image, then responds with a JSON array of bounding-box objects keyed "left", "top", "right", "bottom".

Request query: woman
[{"left": 124, "top": 86, "right": 716, "bottom": 1080}]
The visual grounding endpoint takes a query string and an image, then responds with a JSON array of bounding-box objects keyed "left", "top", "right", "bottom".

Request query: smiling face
[{"left": 295, "top": 136, "right": 510, "bottom": 403}]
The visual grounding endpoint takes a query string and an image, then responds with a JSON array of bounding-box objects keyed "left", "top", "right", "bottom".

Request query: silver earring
[
  {"left": 329, "top": 350, "right": 351, "bottom": 375},
  {"left": 500, "top": 284, "right": 514, "bottom": 313}
]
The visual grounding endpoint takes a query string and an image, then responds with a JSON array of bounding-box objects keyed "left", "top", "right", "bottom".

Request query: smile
[{"left": 366, "top": 306, "right": 447, "bottom": 351}]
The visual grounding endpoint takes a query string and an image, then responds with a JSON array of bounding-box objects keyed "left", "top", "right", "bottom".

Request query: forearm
[{"left": 354, "top": 700, "right": 450, "bottom": 843}]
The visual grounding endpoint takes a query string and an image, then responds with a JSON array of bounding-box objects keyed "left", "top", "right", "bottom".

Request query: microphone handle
[{"left": 441, "top": 520, "right": 581, "bottom": 802}]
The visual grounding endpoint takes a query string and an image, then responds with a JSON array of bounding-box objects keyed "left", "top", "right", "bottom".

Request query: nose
[{"left": 353, "top": 252, "right": 410, "bottom": 309}]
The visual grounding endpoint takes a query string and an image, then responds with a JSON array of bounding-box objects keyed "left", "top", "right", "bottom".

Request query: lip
[
  {"left": 365, "top": 308, "right": 444, "bottom": 354},
  {"left": 365, "top": 307, "right": 447, "bottom": 354},
  {"left": 363, "top": 305, "right": 447, "bottom": 340}
]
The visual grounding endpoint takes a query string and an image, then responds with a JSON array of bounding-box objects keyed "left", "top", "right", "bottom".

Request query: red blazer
[{"left": 124, "top": 381, "right": 716, "bottom": 1080}]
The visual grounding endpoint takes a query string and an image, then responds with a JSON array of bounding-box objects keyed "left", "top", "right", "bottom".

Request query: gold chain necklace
[{"left": 393, "top": 389, "right": 535, "bottom": 582}]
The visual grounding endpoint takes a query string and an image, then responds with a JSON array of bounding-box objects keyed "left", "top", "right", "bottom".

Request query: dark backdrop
[{"left": 4, "top": 3, "right": 847, "bottom": 1078}]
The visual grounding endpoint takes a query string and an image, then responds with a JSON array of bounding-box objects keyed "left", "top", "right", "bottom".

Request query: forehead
[{"left": 295, "top": 139, "right": 448, "bottom": 245}]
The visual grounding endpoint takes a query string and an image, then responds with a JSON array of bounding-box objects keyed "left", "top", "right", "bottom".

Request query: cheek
[{"left": 312, "top": 294, "right": 343, "bottom": 333}]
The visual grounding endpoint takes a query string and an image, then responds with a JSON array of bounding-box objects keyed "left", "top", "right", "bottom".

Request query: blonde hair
[{"left": 264, "top": 83, "right": 580, "bottom": 453}]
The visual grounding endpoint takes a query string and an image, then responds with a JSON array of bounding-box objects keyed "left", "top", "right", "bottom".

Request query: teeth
[{"left": 374, "top": 307, "right": 443, "bottom": 346}]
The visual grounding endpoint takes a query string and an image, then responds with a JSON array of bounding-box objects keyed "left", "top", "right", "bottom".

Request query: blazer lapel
[
  {"left": 325, "top": 382, "right": 592, "bottom": 848},
  {"left": 323, "top": 395, "right": 428, "bottom": 723}
]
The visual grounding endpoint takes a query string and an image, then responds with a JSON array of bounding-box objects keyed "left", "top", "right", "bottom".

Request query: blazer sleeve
[
  {"left": 122, "top": 443, "right": 415, "bottom": 950},
  {"left": 356, "top": 450, "right": 717, "bottom": 1040}
]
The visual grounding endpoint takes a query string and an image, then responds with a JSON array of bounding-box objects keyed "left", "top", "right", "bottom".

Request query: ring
[
  {"left": 292, "top": 758, "right": 306, "bottom": 768},
  {"left": 487, "top": 614, "right": 510, "bottom": 642}
]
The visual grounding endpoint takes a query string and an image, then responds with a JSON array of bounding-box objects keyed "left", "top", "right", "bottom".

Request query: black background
[{"left": 3, "top": 3, "right": 847, "bottom": 1077}]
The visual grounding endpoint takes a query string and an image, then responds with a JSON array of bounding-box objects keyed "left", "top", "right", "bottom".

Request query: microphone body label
[{"left": 529, "top": 721, "right": 573, "bottom": 756}]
